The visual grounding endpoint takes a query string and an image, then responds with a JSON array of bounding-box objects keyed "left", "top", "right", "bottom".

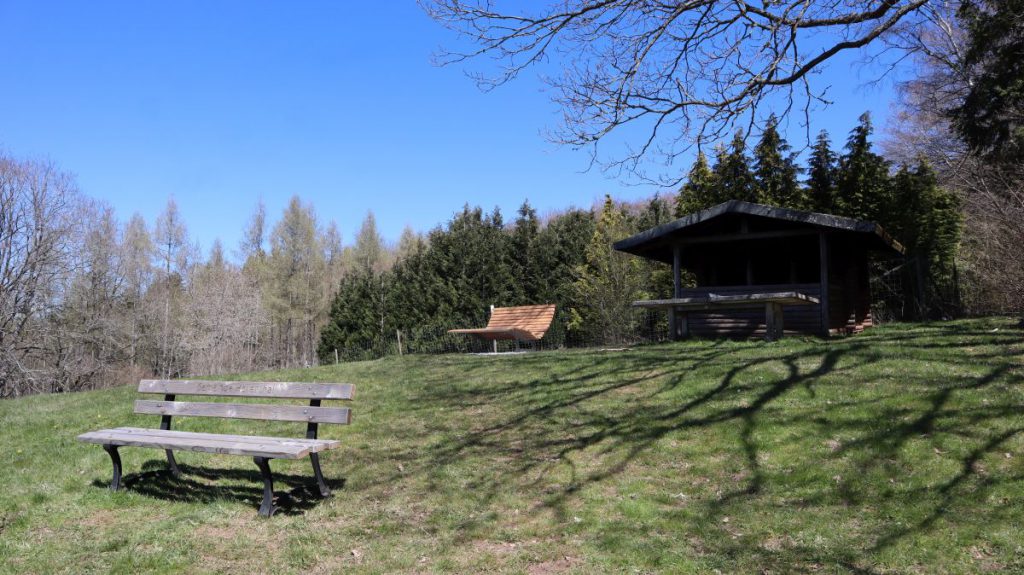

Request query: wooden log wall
[{"left": 677, "top": 283, "right": 823, "bottom": 337}]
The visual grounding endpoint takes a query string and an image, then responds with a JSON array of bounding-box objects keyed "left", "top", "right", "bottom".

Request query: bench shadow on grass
[
  {"left": 91, "top": 461, "right": 344, "bottom": 516},
  {"left": 380, "top": 321, "right": 1024, "bottom": 570}
]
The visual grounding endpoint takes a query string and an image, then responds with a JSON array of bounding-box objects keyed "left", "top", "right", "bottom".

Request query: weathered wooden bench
[
  {"left": 633, "top": 291, "right": 820, "bottom": 341},
  {"left": 77, "top": 379, "right": 354, "bottom": 517}
]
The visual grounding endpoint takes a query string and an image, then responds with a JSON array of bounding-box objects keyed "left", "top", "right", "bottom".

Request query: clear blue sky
[{"left": 0, "top": 1, "right": 902, "bottom": 257}]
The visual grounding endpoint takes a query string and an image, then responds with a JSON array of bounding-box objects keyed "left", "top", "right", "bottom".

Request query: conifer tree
[
  {"left": 890, "top": 161, "right": 962, "bottom": 317},
  {"left": 806, "top": 130, "right": 838, "bottom": 213},
  {"left": 753, "top": 115, "right": 804, "bottom": 208},
  {"left": 836, "top": 113, "right": 891, "bottom": 221},
  {"left": 510, "top": 200, "right": 541, "bottom": 304},
  {"left": 713, "top": 131, "right": 756, "bottom": 203},
  {"left": 674, "top": 151, "right": 716, "bottom": 216}
]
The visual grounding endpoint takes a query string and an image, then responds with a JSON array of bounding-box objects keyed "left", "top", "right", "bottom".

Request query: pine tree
[
  {"left": 674, "top": 151, "right": 717, "bottom": 216},
  {"left": 713, "top": 131, "right": 757, "bottom": 203},
  {"left": 806, "top": 130, "right": 838, "bottom": 213},
  {"left": 753, "top": 115, "right": 804, "bottom": 208},
  {"left": 836, "top": 113, "right": 891, "bottom": 221},
  {"left": 889, "top": 161, "right": 962, "bottom": 317},
  {"left": 510, "top": 200, "right": 541, "bottom": 304}
]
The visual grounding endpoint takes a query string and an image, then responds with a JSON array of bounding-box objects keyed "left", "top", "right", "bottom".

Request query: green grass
[{"left": 2, "top": 318, "right": 1023, "bottom": 574}]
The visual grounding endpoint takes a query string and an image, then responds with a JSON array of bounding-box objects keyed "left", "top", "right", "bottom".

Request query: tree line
[
  {"left": 316, "top": 112, "right": 963, "bottom": 361},
  {"left": 0, "top": 108, "right": 974, "bottom": 397},
  {"left": 0, "top": 158, "right": 352, "bottom": 398}
]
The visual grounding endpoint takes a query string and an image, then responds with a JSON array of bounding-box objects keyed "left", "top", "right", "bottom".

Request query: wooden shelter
[{"left": 613, "top": 201, "right": 904, "bottom": 339}]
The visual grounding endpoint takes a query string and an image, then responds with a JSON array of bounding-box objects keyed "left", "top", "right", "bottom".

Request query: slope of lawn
[{"left": 1, "top": 318, "right": 1023, "bottom": 574}]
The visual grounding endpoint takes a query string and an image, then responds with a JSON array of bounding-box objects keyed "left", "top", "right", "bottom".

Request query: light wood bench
[
  {"left": 448, "top": 304, "right": 557, "bottom": 350},
  {"left": 78, "top": 379, "right": 354, "bottom": 517}
]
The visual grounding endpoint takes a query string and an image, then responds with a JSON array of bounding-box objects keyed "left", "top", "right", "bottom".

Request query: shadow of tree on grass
[{"left": 357, "top": 319, "right": 1024, "bottom": 570}]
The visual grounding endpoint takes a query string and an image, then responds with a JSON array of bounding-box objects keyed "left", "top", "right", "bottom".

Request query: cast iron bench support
[
  {"left": 103, "top": 444, "right": 122, "bottom": 491},
  {"left": 253, "top": 456, "right": 276, "bottom": 517},
  {"left": 160, "top": 393, "right": 182, "bottom": 478}
]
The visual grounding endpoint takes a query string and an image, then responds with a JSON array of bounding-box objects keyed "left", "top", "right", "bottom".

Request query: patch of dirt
[
  {"left": 760, "top": 535, "right": 796, "bottom": 552},
  {"left": 472, "top": 539, "right": 523, "bottom": 555},
  {"left": 194, "top": 523, "right": 238, "bottom": 541},
  {"left": 78, "top": 509, "right": 125, "bottom": 528},
  {"left": 528, "top": 555, "right": 580, "bottom": 574}
]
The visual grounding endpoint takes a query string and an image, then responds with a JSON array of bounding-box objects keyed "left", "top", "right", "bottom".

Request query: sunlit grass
[{"left": 1, "top": 317, "right": 1022, "bottom": 573}]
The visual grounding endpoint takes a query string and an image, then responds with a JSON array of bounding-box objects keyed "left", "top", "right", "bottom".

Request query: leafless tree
[
  {"left": 153, "top": 198, "right": 190, "bottom": 378},
  {"left": 425, "top": 0, "right": 934, "bottom": 182},
  {"left": 185, "top": 240, "right": 268, "bottom": 375},
  {"left": 0, "top": 154, "right": 85, "bottom": 396}
]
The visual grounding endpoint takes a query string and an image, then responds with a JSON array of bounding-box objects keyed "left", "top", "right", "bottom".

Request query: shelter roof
[{"left": 613, "top": 200, "right": 904, "bottom": 263}]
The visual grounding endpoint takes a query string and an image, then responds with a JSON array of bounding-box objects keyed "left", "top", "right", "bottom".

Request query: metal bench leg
[
  {"left": 103, "top": 444, "right": 122, "bottom": 491},
  {"left": 165, "top": 450, "right": 182, "bottom": 478},
  {"left": 310, "top": 453, "right": 331, "bottom": 498},
  {"left": 253, "top": 456, "right": 276, "bottom": 517}
]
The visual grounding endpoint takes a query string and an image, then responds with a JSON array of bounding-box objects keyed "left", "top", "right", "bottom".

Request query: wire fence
[
  {"left": 323, "top": 308, "right": 673, "bottom": 363},
  {"left": 323, "top": 264, "right": 943, "bottom": 365}
]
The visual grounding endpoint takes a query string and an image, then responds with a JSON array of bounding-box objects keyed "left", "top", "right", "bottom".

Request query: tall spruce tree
[
  {"left": 806, "top": 130, "right": 838, "bottom": 214},
  {"left": 950, "top": 0, "right": 1024, "bottom": 162},
  {"left": 674, "top": 151, "right": 717, "bottom": 216},
  {"left": 510, "top": 200, "right": 541, "bottom": 304},
  {"left": 890, "top": 161, "right": 962, "bottom": 317},
  {"left": 836, "top": 113, "right": 891, "bottom": 222},
  {"left": 713, "top": 131, "right": 757, "bottom": 203},
  {"left": 753, "top": 115, "right": 804, "bottom": 208}
]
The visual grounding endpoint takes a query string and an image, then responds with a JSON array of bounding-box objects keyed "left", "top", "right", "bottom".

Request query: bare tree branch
[{"left": 424, "top": 0, "right": 935, "bottom": 183}]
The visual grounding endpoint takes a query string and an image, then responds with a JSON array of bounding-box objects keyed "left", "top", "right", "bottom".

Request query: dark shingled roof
[{"left": 613, "top": 200, "right": 904, "bottom": 262}]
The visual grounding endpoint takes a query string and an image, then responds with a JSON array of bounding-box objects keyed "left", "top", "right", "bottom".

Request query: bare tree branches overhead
[{"left": 424, "top": 0, "right": 934, "bottom": 181}]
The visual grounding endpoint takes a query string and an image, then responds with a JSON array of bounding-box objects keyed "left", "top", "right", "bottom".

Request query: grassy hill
[{"left": 1, "top": 318, "right": 1023, "bottom": 574}]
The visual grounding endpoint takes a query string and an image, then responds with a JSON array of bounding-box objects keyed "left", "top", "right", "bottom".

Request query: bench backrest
[
  {"left": 485, "top": 304, "right": 557, "bottom": 340},
  {"left": 134, "top": 379, "right": 354, "bottom": 428}
]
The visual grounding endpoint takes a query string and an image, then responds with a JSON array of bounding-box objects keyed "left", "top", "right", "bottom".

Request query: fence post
[
  {"left": 396, "top": 330, "right": 403, "bottom": 356},
  {"left": 334, "top": 348, "right": 339, "bottom": 365}
]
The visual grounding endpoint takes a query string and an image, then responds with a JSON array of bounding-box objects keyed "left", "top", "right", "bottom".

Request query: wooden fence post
[{"left": 396, "top": 330, "right": 403, "bottom": 356}]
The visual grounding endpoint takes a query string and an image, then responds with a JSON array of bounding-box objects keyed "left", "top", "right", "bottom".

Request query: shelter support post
[
  {"left": 765, "top": 302, "right": 784, "bottom": 341},
  {"left": 670, "top": 245, "right": 684, "bottom": 340},
  {"left": 819, "top": 232, "right": 831, "bottom": 336}
]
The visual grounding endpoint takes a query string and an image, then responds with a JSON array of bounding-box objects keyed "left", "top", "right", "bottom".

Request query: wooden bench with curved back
[{"left": 448, "top": 304, "right": 557, "bottom": 349}]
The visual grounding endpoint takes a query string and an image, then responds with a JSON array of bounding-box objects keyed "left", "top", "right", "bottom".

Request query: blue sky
[{"left": 0, "top": 2, "right": 903, "bottom": 257}]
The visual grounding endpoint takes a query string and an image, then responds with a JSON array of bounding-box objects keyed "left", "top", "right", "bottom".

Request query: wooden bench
[
  {"left": 633, "top": 291, "right": 820, "bottom": 341},
  {"left": 77, "top": 379, "right": 354, "bottom": 517},
  {"left": 448, "top": 304, "right": 557, "bottom": 351}
]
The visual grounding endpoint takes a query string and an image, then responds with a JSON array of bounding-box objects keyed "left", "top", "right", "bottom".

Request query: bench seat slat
[
  {"left": 134, "top": 400, "right": 351, "bottom": 424},
  {"left": 138, "top": 379, "right": 354, "bottom": 400},
  {"left": 77, "top": 428, "right": 328, "bottom": 459},
  {"left": 98, "top": 427, "right": 341, "bottom": 452}
]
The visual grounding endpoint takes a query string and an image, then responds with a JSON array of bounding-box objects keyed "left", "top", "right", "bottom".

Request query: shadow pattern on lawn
[
  {"left": 363, "top": 321, "right": 1024, "bottom": 571},
  {"left": 92, "top": 461, "right": 344, "bottom": 516}
]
